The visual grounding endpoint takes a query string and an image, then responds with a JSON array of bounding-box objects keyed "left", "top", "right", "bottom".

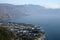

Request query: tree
[{"left": 0, "top": 26, "right": 15, "bottom": 40}]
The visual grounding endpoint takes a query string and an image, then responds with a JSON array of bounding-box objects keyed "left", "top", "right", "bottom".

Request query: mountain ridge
[{"left": 0, "top": 3, "right": 60, "bottom": 21}]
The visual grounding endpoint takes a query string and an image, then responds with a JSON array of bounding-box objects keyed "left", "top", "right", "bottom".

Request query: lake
[{"left": 11, "top": 14, "right": 60, "bottom": 40}]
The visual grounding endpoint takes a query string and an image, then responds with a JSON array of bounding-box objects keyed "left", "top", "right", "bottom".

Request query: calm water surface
[{"left": 11, "top": 14, "right": 60, "bottom": 40}]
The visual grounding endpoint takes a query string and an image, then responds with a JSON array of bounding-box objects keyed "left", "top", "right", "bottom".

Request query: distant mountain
[{"left": 0, "top": 3, "right": 60, "bottom": 21}]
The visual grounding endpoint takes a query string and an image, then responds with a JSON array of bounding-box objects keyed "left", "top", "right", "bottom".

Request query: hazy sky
[{"left": 0, "top": 0, "right": 60, "bottom": 8}]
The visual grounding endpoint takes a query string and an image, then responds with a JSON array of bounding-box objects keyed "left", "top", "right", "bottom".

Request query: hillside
[{"left": 0, "top": 4, "right": 60, "bottom": 21}]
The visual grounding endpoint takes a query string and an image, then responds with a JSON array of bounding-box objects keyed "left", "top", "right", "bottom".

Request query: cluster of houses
[{"left": 0, "top": 22, "right": 45, "bottom": 40}]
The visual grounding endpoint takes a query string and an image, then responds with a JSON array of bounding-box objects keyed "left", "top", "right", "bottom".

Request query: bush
[{"left": 0, "top": 26, "right": 15, "bottom": 40}]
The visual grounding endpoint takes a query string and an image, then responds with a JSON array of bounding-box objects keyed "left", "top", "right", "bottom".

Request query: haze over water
[
  {"left": 11, "top": 14, "right": 60, "bottom": 40},
  {"left": 0, "top": 0, "right": 60, "bottom": 40}
]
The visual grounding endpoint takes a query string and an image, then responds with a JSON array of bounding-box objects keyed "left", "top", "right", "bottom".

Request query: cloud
[{"left": 40, "top": 3, "right": 60, "bottom": 9}]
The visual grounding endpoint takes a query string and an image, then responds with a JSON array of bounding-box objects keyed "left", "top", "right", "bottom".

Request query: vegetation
[{"left": 0, "top": 26, "right": 15, "bottom": 40}]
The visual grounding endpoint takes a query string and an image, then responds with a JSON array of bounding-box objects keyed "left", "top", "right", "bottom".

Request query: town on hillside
[{"left": 0, "top": 22, "right": 45, "bottom": 40}]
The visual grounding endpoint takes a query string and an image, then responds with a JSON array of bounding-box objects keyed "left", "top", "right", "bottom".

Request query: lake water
[{"left": 11, "top": 14, "right": 60, "bottom": 40}]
